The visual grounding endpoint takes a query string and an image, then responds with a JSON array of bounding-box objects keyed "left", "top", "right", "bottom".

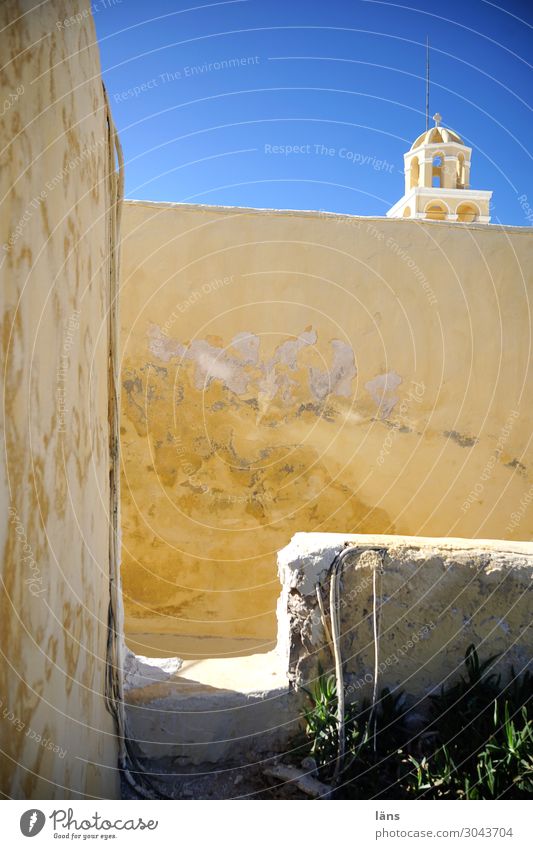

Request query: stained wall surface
[
  {"left": 277, "top": 533, "right": 533, "bottom": 699},
  {"left": 120, "top": 200, "right": 533, "bottom": 643},
  {"left": 0, "top": 2, "right": 119, "bottom": 798}
]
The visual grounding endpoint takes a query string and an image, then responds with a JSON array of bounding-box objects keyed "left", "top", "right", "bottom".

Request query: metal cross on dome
[{"left": 433, "top": 112, "right": 442, "bottom": 126}]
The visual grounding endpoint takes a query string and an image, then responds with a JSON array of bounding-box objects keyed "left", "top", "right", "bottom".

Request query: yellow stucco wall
[
  {"left": 0, "top": 2, "right": 119, "bottom": 798},
  {"left": 120, "top": 200, "right": 533, "bottom": 642}
]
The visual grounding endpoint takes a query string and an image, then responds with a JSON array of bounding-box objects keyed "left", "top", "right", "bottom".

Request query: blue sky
[{"left": 94, "top": 0, "right": 532, "bottom": 225}]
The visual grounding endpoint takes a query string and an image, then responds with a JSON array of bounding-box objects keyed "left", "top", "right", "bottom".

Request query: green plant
[
  {"left": 507, "top": 668, "right": 533, "bottom": 720},
  {"left": 405, "top": 647, "right": 533, "bottom": 799},
  {"left": 426, "top": 644, "right": 501, "bottom": 757},
  {"left": 303, "top": 673, "right": 362, "bottom": 775},
  {"left": 473, "top": 702, "right": 533, "bottom": 798},
  {"left": 303, "top": 674, "right": 408, "bottom": 795},
  {"left": 303, "top": 648, "right": 533, "bottom": 800},
  {"left": 303, "top": 673, "right": 342, "bottom": 769},
  {"left": 407, "top": 699, "right": 533, "bottom": 799}
]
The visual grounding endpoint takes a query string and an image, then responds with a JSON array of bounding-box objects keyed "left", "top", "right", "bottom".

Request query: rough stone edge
[{"left": 276, "top": 532, "right": 533, "bottom": 685}]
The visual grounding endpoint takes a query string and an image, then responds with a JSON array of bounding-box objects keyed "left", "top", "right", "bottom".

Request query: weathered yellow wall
[
  {"left": 0, "top": 2, "right": 119, "bottom": 798},
  {"left": 120, "top": 200, "right": 533, "bottom": 642}
]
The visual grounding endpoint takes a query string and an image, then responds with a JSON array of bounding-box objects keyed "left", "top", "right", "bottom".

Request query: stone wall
[
  {"left": 120, "top": 199, "right": 533, "bottom": 643},
  {"left": 277, "top": 533, "right": 532, "bottom": 700},
  {"left": 0, "top": 1, "right": 120, "bottom": 798}
]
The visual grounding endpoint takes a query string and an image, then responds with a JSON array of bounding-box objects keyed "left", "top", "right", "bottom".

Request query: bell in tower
[{"left": 387, "top": 113, "right": 492, "bottom": 223}]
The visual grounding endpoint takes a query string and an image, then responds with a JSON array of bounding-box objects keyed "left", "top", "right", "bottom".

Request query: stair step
[{"left": 124, "top": 651, "right": 303, "bottom": 764}]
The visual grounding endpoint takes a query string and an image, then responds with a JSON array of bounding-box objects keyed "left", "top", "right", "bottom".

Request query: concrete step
[{"left": 124, "top": 651, "right": 303, "bottom": 765}]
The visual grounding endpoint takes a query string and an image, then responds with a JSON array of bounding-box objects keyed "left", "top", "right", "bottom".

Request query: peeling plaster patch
[
  {"left": 444, "top": 430, "right": 479, "bottom": 448},
  {"left": 297, "top": 402, "right": 335, "bottom": 422},
  {"left": 269, "top": 329, "right": 317, "bottom": 369},
  {"left": 147, "top": 325, "right": 356, "bottom": 409},
  {"left": 122, "top": 373, "right": 147, "bottom": 423},
  {"left": 142, "top": 362, "right": 168, "bottom": 377},
  {"left": 123, "top": 375, "right": 142, "bottom": 396},
  {"left": 257, "top": 367, "right": 284, "bottom": 405},
  {"left": 308, "top": 369, "right": 331, "bottom": 403},
  {"left": 506, "top": 458, "right": 526, "bottom": 474},
  {"left": 309, "top": 340, "right": 356, "bottom": 401},
  {"left": 365, "top": 371, "right": 402, "bottom": 418},
  {"left": 381, "top": 418, "right": 415, "bottom": 434},
  {"left": 148, "top": 324, "right": 257, "bottom": 393},
  {"left": 356, "top": 549, "right": 383, "bottom": 572},
  {"left": 187, "top": 339, "right": 254, "bottom": 393}
]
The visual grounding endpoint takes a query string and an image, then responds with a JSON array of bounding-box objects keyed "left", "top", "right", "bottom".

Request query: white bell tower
[{"left": 387, "top": 113, "right": 492, "bottom": 223}]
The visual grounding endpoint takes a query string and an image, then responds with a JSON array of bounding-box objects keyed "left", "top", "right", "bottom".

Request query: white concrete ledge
[
  {"left": 124, "top": 200, "right": 533, "bottom": 232},
  {"left": 277, "top": 533, "right": 533, "bottom": 699}
]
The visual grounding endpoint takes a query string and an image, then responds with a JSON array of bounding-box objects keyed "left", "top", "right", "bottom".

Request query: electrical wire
[
  {"left": 102, "top": 83, "right": 171, "bottom": 800},
  {"left": 317, "top": 547, "right": 384, "bottom": 784},
  {"left": 316, "top": 583, "right": 334, "bottom": 656},
  {"left": 371, "top": 564, "right": 381, "bottom": 754},
  {"left": 329, "top": 553, "right": 345, "bottom": 784}
]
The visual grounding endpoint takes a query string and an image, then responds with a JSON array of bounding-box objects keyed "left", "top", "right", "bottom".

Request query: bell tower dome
[{"left": 387, "top": 113, "right": 492, "bottom": 223}]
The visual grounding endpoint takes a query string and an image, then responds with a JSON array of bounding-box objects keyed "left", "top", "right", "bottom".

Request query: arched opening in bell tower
[
  {"left": 456, "top": 202, "right": 479, "bottom": 223},
  {"left": 432, "top": 153, "right": 444, "bottom": 188}
]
